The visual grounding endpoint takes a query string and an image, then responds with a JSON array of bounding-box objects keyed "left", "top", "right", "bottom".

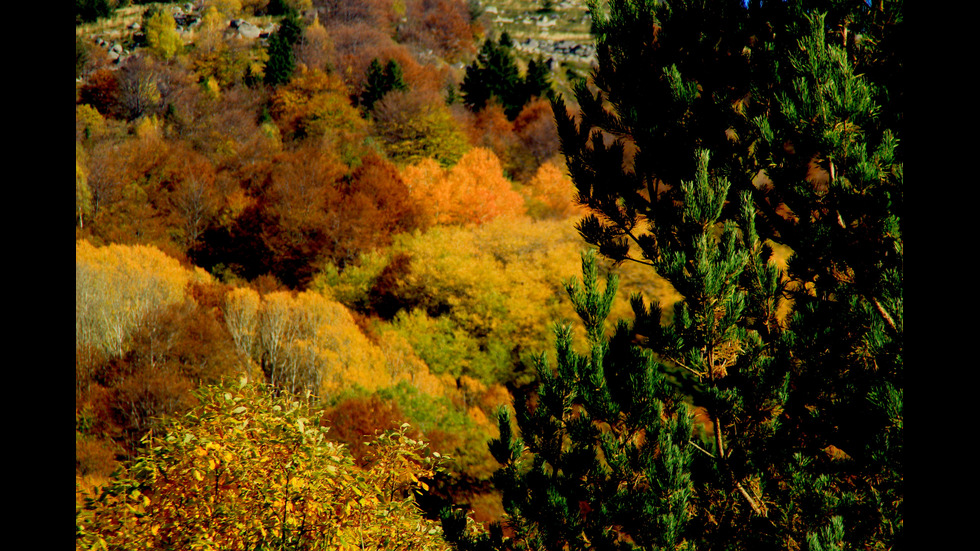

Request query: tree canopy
[
  {"left": 76, "top": 379, "right": 451, "bottom": 551},
  {"left": 75, "top": 2, "right": 902, "bottom": 547},
  {"left": 461, "top": 34, "right": 552, "bottom": 120},
  {"left": 442, "top": 0, "right": 903, "bottom": 549}
]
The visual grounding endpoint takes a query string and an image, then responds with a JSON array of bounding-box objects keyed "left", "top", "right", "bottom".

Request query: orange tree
[{"left": 76, "top": 379, "right": 451, "bottom": 551}]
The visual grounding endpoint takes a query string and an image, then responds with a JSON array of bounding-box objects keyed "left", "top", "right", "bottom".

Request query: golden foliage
[
  {"left": 375, "top": 217, "right": 589, "bottom": 383},
  {"left": 223, "top": 288, "right": 439, "bottom": 399},
  {"left": 400, "top": 147, "right": 525, "bottom": 227},
  {"left": 269, "top": 69, "right": 368, "bottom": 143},
  {"left": 371, "top": 89, "right": 471, "bottom": 167},
  {"left": 76, "top": 240, "right": 211, "bottom": 357},
  {"left": 76, "top": 380, "right": 450, "bottom": 551},
  {"left": 193, "top": 7, "right": 269, "bottom": 89},
  {"left": 144, "top": 9, "right": 183, "bottom": 61},
  {"left": 523, "top": 161, "right": 588, "bottom": 220}
]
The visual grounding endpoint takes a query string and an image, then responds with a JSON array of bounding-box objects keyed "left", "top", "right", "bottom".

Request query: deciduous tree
[
  {"left": 371, "top": 88, "right": 471, "bottom": 167},
  {"left": 511, "top": 97, "right": 561, "bottom": 180},
  {"left": 295, "top": 14, "right": 334, "bottom": 73},
  {"left": 144, "top": 7, "right": 182, "bottom": 61},
  {"left": 399, "top": 0, "right": 477, "bottom": 62},
  {"left": 315, "top": 0, "right": 400, "bottom": 30},
  {"left": 193, "top": 6, "right": 270, "bottom": 89},
  {"left": 521, "top": 160, "right": 585, "bottom": 221},
  {"left": 76, "top": 144, "right": 93, "bottom": 229},
  {"left": 401, "top": 148, "right": 524, "bottom": 227},
  {"left": 269, "top": 68, "right": 367, "bottom": 142},
  {"left": 78, "top": 68, "right": 121, "bottom": 119},
  {"left": 223, "top": 287, "right": 414, "bottom": 398},
  {"left": 76, "top": 380, "right": 451, "bottom": 551},
  {"left": 76, "top": 240, "right": 212, "bottom": 358}
]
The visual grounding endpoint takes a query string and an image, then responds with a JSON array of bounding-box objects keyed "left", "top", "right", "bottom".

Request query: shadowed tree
[
  {"left": 441, "top": 1, "right": 903, "bottom": 549},
  {"left": 460, "top": 34, "right": 525, "bottom": 119}
]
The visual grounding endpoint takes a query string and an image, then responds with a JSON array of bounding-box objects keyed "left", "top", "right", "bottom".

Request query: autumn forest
[
  {"left": 76, "top": 0, "right": 903, "bottom": 549},
  {"left": 75, "top": 0, "right": 665, "bottom": 542}
]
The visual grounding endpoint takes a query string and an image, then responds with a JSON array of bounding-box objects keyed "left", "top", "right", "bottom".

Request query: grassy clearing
[{"left": 75, "top": 5, "right": 145, "bottom": 41}]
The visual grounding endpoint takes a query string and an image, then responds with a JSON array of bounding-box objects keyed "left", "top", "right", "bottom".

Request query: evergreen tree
[
  {"left": 460, "top": 35, "right": 527, "bottom": 119},
  {"left": 76, "top": 0, "right": 113, "bottom": 24},
  {"left": 361, "top": 58, "right": 409, "bottom": 112},
  {"left": 442, "top": 1, "right": 902, "bottom": 549},
  {"left": 264, "top": 12, "right": 303, "bottom": 86},
  {"left": 267, "top": 0, "right": 298, "bottom": 17},
  {"left": 523, "top": 57, "right": 553, "bottom": 102}
]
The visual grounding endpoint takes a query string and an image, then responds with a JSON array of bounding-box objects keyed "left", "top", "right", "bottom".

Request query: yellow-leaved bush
[
  {"left": 223, "top": 288, "right": 440, "bottom": 399},
  {"left": 75, "top": 379, "right": 451, "bottom": 551},
  {"left": 76, "top": 239, "right": 211, "bottom": 357},
  {"left": 375, "top": 217, "right": 586, "bottom": 385}
]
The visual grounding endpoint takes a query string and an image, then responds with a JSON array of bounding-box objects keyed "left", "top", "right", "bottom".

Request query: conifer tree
[
  {"left": 461, "top": 34, "right": 530, "bottom": 119},
  {"left": 442, "top": 1, "right": 902, "bottom": 549},
  {"left": 264, "top": 12, "right": 303, "bottom": 86},
  {"left": 361, "top": 58, "right": 409, "bottom": 112},
  {"left": 523, "top": 57, "right": 553, "bottom": 102},
  {"left": 76, "top": 0, "right": 113, "bottom": 24}
]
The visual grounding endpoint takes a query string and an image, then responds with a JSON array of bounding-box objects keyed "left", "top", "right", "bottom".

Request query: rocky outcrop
[{"left": 515, "top": 37, "right": 595, "bottom": 64}]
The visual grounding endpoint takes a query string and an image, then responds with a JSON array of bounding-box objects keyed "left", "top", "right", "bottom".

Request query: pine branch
[
  {"left": 689, "top": 440, "right": 715, "bottom": 459},
  {"left": 872, "top": 295, "right": 900, "bottom": 338},
  {"left": 711, "top": 410, "right": 767, "bottom": 518}
]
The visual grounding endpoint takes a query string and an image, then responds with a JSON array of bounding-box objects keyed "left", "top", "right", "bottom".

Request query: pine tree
[
  {"left": 461, "top": 35, "right": 528, "bottom": 119},
  {"left": 442, "top": 1, "right": 902, "bottom": 549},
  {"left": 361, "top": 58, "right": 409, "bottom": 112},
  {"left": 76, "top": 0, "right": 113, "bottom": 24},
  {"left": 264, "top": 12, "right": 303, "bottom": 86},
  {"left": 267, "top": 0, "right": 298, "bottom": 17},
  {"left": 523, "top": 57, "right": 553, "bottom": 102}
]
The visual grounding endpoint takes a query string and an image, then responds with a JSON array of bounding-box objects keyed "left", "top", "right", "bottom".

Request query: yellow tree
[
  {"left": 521, "top": 160, "right": 587, "bottom": 220},
  {"left": 296, "top": 14, "right": 334, "bottom": 73},
  {"left": 269, "top": 68, "right": 368, "bottom": 143},
  {"left": 76, "top": 379, "right": 451, "bottom": 551},
  {"left": 224, "top": 288, "right": 400, "bottom": 399},
  {"left": 371, "top": 89, "right": 470, "bottom": 168},
  {"left": 192, "top": 5, "right": 268, "bottom": 89},
  {"left": 76, "top": 240, "right": 211, "bottom": 358},
  {"left": 205, "top": 0, "right": 242, "bottom": 17},
  {"left": 223, "top": 287, "right": 263, "bottom": 372},
  {"left": 144, "top": 8, "right": 183, "bottom": 61},
  {"left": 76, "top": 144, "right": 92, "bottom": 229},
  {"left": 374, "top": 217, "right": 586, "bottom": 386}
]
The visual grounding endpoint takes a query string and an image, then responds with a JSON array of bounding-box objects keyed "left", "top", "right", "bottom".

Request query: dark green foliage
[
  {"left": 361, "top": 58, "right": 409, "bottom": 112},
  {"left": 443, "top": 251, "right": 698, "bottom": 550},
  {"left": 266, "top": 0, "right": 298, "bottom": 17},
  {"left": 76, "top": 36, "right": 90, "bottom": 78},
  {"left": 264, "top": 13, "right": 303, "bottom": 86},
  {"left": 523, "top": 57, "right": 552, "bottom": 102},
  {"left": 444, "top": 0, "right": 902, "bottom": 549},
  {"left": 461, "top": 35, "right": 551, "bottom": 119},
  {"left": 76, "top": 0, "right": 114, "bottom": 24}
]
